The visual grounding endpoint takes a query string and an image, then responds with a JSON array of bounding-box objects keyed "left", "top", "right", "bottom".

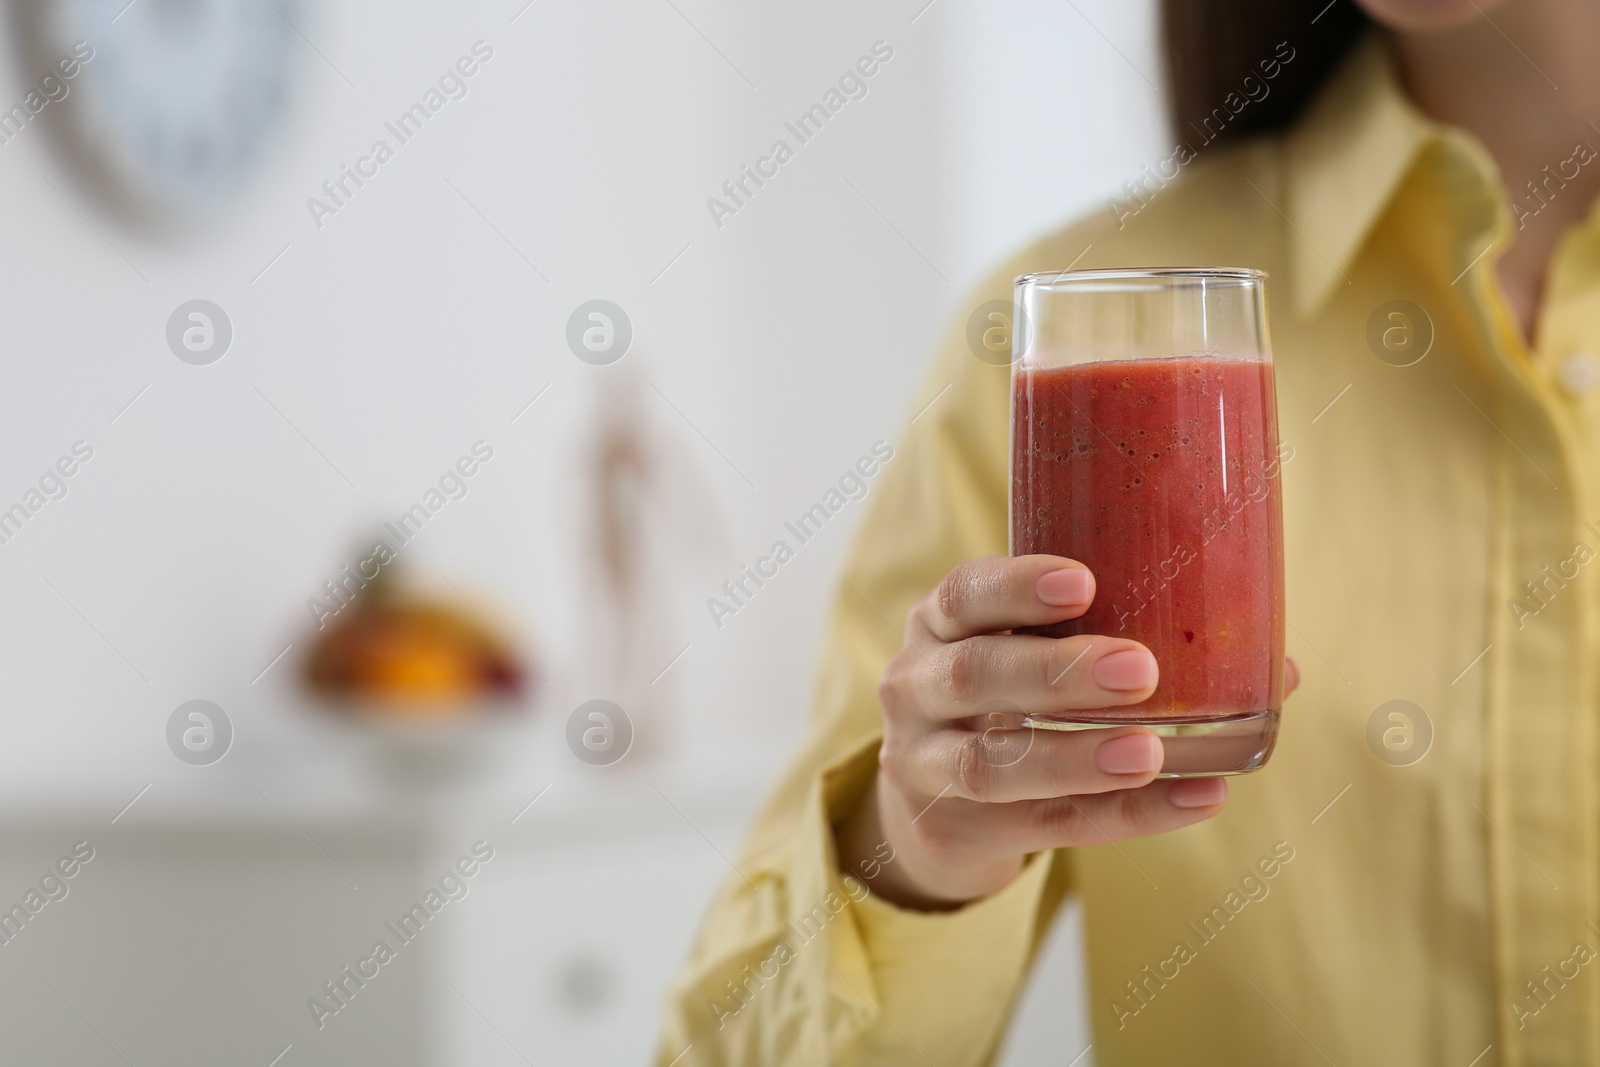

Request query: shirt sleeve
[
  {"left": 656, "top": 728, "right": 1064, "bottom": 1067},
  {"left": 657, "top": 249, "right": 1080, "bottom": 1067}
]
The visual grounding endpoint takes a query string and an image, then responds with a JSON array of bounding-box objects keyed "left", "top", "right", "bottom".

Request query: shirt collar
[{"left": 1283, "top": 35, "right": 1445, "bottom": 314}]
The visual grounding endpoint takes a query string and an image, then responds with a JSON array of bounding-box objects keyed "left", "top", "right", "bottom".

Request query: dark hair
[{"left": 1161, "top": 0, "right": 1372, "bottom": 148}]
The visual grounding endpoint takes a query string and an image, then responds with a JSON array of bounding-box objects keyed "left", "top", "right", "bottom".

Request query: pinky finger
[
  {"left": 925, "top": 777, "right": 1229, "bottom": 860},
  {"left": 1027, "top": 777, "right": 1228, "bottom": 851}
]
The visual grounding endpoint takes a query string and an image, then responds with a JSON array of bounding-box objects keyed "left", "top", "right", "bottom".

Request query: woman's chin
[{"left": 1354, "top": 0, "right": 1507, "bottom": 33}]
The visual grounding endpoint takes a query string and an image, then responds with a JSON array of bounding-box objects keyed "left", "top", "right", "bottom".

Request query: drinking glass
[{"left": 1010, "top": 267, "right": 1286, "bottom": 776}]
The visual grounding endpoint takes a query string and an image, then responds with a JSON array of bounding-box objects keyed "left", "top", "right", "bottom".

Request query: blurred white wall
[{"left": 0, "top": 0, "right": 1161, "bottom": 1062}]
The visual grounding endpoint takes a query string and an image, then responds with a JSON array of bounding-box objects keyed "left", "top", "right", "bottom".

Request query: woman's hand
[{"left": 836, "top": 554, "right": 1299, "bottom": 910}]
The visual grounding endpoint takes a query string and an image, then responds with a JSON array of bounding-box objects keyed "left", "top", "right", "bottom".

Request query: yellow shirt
[{"left": 660, "top": 37, "right": 1600, "bottom": 1066}]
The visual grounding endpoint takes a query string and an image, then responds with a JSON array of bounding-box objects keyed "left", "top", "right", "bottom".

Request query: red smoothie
[{"left": 1012, "top": 355, "right": 1285, "bottom": 721}]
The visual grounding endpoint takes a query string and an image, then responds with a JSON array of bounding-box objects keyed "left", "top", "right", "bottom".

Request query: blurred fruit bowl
[
  {"left": 298, "top": 574, "right": 539, "bottom": 790},
  {"left": 304, "top": 579, "right": 531, "bottom": 714}
]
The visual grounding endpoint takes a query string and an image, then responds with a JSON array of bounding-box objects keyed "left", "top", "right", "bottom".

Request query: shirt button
[{"left": 1558, "top": 350, "right": 1600, "bottom": 396}]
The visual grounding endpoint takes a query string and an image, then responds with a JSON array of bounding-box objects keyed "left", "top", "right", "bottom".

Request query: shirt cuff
[{"left": 787, "top": 731, "right": 1057, "bottom": 1062}]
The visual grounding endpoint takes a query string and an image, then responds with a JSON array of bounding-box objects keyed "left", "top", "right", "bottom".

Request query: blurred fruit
[{"left": 304, "top": 569, "right": 525, "bottom": 715}]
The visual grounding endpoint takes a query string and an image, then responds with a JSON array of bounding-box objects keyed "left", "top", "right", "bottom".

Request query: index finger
[{"left": 909, "top": 555, "right": 1095, "bottom": 644}]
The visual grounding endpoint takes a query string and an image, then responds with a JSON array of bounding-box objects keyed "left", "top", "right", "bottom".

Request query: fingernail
[
  {"left": 1037, "top": 567, "right": 1093, "bottom": 607},
  {"left": 1095, "top": 733, "right": 1163, "bottom": 775},
  {"left": 1169, "top": 778, "right": 1228, "bottom": 809},
  {"left": 1092, "top": 648, "right": 1157, "bottom": 691}
]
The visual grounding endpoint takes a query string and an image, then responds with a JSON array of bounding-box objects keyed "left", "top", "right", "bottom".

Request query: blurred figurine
[{"left": 578, "top": 363, "right": 728, "bottom": 762}]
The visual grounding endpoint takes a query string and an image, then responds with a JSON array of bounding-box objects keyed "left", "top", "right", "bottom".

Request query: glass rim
[{"left": 1015, "top": 266, "right": 1267, "bottom": 289}]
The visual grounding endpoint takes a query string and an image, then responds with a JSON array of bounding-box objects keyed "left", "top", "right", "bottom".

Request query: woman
[{"left": 663, "top": 0, "right": 1600, "bottom": 1062}]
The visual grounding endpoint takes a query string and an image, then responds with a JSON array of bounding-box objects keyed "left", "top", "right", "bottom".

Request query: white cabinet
[
  {"left": 0, "top": 774, "right": 748, "bottom": 1066},
  {"left": 0, "top": 753, "right": 1090, "bottom": 1065},
  {"left": 435, "top": 821, "right": 732, "bottom": 1066}
]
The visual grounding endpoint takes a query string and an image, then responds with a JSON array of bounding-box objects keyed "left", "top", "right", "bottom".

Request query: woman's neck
[{"left": 1391, "top": 0, "right": 1600, "bottom": 342}]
